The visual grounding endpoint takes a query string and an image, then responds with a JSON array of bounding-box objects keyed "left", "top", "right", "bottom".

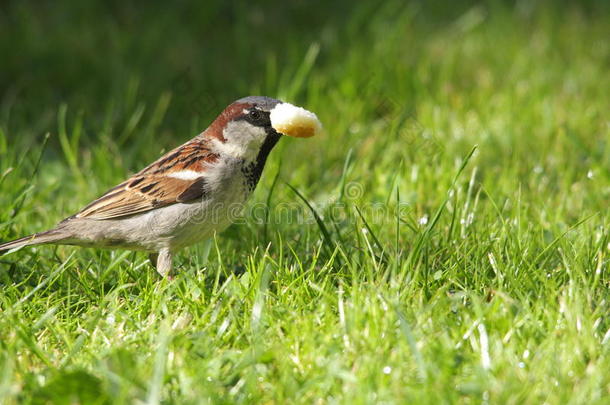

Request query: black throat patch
[{"left": 242, "top": 130, "right": 281, "bottom": 192}]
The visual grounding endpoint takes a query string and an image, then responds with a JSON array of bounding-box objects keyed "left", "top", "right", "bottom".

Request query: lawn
[{"left": 0, "top": 1, "right": 609, "bottom": 403}]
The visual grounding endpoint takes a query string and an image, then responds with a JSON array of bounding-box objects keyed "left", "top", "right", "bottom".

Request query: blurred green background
[{"left": 2, "top": 0, "right": 606, "bottom": 143}]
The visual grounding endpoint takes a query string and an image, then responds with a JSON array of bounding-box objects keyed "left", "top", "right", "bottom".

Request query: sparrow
[{"left": 0, "top": 96, "right": 322, "bottom": 277}]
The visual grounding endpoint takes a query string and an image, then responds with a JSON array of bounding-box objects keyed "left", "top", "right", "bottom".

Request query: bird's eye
[{"left": 248, "top": 109, "right": 263, "bottom": 122}]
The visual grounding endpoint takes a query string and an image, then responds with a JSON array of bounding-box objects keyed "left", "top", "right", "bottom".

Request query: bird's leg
[
  {"left": 156, "top": 247, "right": 173, "bottom": 278},
  {"left": 149, "top": 248, "right": 173, "bottom": 278}
]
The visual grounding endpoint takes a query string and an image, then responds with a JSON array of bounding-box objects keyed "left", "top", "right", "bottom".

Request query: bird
[{"left": 0, "top": 96, "right": 322, "bottom": 277}]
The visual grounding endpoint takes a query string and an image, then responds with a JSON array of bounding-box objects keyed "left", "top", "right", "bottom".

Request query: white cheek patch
[
  {"left": 216, "top": 120, "right": 267, "bottom": 162},
  {"left": 211, "top": 138, "right": 248, "bottom": 160},
  {"left": 270, "top": 102, "right": 322, "bottom": 138}
]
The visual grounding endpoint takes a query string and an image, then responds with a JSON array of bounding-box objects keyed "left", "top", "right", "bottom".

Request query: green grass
[{"left": 1, "top": 1, "right": 609, "bottom": 403}]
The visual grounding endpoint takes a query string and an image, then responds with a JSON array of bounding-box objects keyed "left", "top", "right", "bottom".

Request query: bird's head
[{"left": 205, "top": 96, "right": 321, "bottom": 163}]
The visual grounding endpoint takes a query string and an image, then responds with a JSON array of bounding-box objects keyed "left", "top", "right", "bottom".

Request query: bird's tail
[{"left": 0, "top": 229, "right": 66, "bottom": 253}]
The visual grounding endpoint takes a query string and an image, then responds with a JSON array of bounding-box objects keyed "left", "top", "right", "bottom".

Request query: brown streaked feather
[
  {"left": 137, "top": 138, "right": 219, "bottom": 175},
  {"left": 74, "top": 139, "right": 218, "bottom": 220},
  {"left": 177, "top": 177, "right": 209, "bottom": 202}
]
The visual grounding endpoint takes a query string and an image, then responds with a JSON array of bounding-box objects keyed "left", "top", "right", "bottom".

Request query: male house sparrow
[{"left": 0, "top": 96, "right": 322, "bottom": 277}]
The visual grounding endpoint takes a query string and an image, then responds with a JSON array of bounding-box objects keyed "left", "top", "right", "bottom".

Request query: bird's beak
[{"left": 269, "top": 102, "right": 322, "bottom": 138}]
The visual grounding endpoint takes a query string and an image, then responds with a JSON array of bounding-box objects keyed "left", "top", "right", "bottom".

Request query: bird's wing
[{"left": 73, "top": 139, "right": 219, "bottom": 220}]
